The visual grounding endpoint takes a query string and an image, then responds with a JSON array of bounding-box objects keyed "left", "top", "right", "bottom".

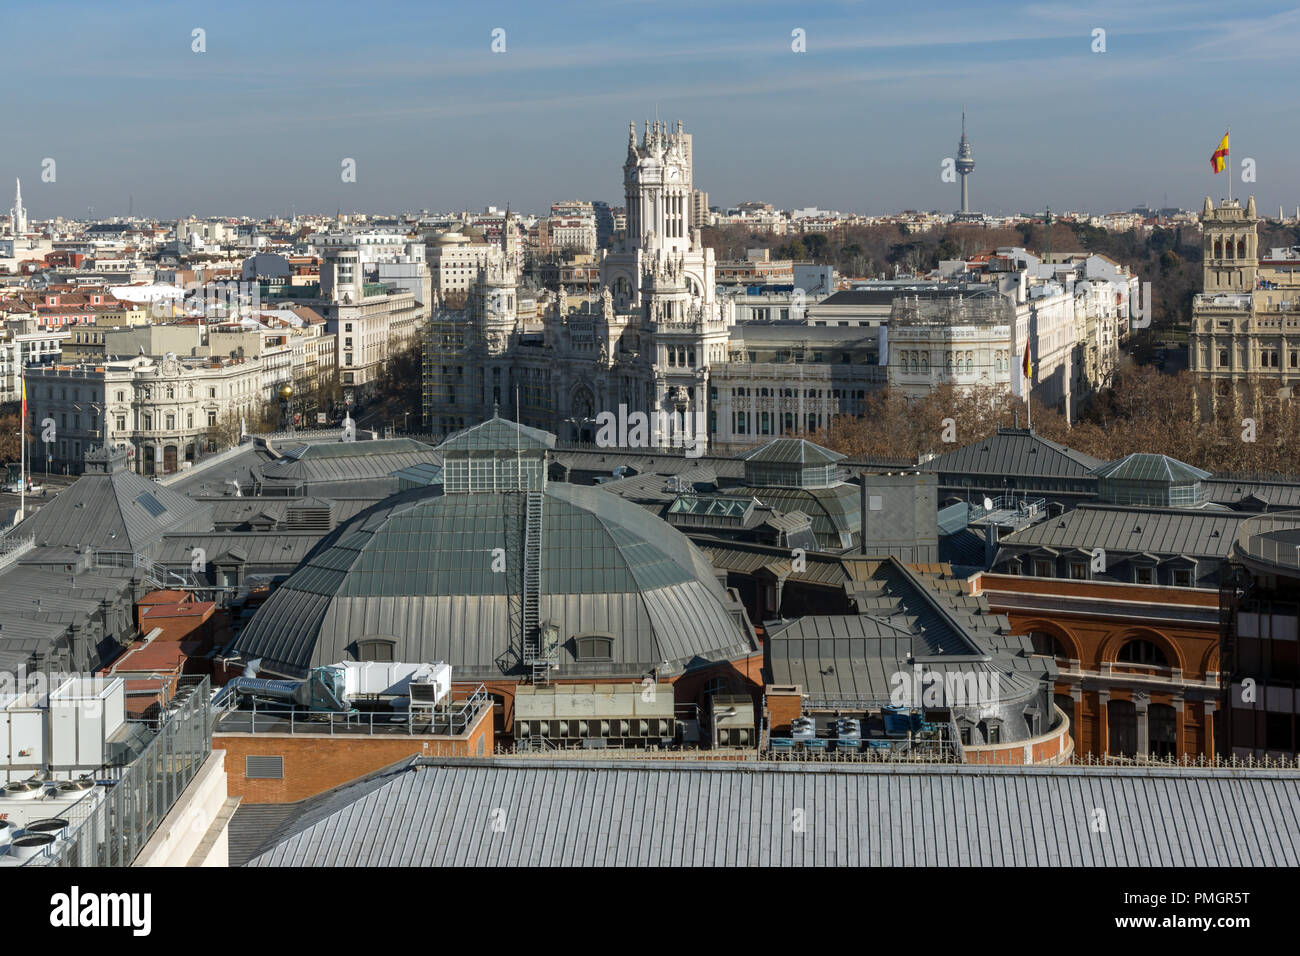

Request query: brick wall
[
  {"left": 765, "top": 685, "right": 803, "bottom": 737},
  {"left": 217, "top": 707, "right": 493, "bottom": 803}
]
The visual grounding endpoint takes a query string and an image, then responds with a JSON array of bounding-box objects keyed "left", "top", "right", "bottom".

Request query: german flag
[{"left": 1211, "top": 131, "right": 1229, "bottom": 174}]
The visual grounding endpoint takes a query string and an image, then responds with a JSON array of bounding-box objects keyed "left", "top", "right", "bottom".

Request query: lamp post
[
  {"left": 277, "top": 383, "right": 294, "bottom": 434},
  {"left": 562, "top": 415, "right": 597, "bottom": 445},
  {"left": 70, "top": 402, "right": 103, "bottom": 475}
]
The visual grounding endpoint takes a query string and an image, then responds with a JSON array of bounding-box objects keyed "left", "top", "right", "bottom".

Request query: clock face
[{"left": 667, "top": 167, "right": 680, "bottom": 181}]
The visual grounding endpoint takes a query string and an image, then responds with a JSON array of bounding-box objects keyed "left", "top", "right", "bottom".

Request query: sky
[{"left": 5, "top": 0, "right": 1300, "bottom": 220}]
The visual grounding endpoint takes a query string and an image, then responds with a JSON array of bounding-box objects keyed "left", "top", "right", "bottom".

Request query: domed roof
[{"left": 231, "top": 482, "right": 753, "bottom": 679}]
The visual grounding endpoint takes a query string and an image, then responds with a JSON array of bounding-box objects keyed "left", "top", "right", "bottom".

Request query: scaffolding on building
[{"left": 422, "top": 306, "right": 467, "bottom": 433}]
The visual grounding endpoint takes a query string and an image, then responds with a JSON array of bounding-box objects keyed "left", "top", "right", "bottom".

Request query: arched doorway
[
  {"left": 1108, "top": 699, "right": 1137, "bottom": 756},
  {"left": 163, "top": 445, "right": 178, "bottom": 474}
]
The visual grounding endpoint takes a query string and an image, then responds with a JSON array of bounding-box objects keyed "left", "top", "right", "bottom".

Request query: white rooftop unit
[
  {"left": 0, "top": 678, "right": 126, "bottom": 781},
  {"left": 337, "top": 662, "right": 451, "bottom": 705},
  {"left": 0, "top": 692, "right": 46, "bottom": 778},
  {"left": 49, "top": 679, "right": 125, "bottom": 771}
]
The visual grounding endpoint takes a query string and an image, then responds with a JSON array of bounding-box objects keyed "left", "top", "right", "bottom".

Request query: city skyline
[{"left": 3, "top": 0, "right": 1300, "bottom": 219}]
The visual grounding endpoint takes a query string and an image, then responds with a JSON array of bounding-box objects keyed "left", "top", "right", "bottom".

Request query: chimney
[{"left": 984, "top": 522, "right": 999, "bottom": 569}]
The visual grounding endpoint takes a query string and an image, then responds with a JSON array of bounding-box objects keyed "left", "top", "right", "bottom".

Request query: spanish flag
[
  {"left": 1022, "top": 347, "right": 1032, "bottom": 382},
  {"left": 1211, "top": 131, "right": 1229, "bottom": 174}
]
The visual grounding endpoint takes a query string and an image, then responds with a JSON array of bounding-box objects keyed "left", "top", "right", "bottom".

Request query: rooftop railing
[
  {"left": 33, "top": 676, "right": 212, "bottom": 867},
  {"left": 212, "top": 684, "right": 492, "bottom": 738},
  {"left": 1235, "top": 511, "right": 1300, "bottom": 571},
  {"left": 1193, "top": 292, "right": 1252, "bottom": 309}
]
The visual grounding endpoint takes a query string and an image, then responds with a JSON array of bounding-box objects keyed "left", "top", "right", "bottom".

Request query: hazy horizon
[{"left": 4, "top": 0, "right": 1299, "bottom": 220}]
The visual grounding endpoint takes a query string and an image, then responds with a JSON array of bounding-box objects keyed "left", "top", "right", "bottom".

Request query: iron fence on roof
[
  {"left": 486, "top": 744, "right": 967, "bottom": 764},
  {"left": 0, "top": 533, "right": 35, "bottom": 573},
  {"left": 1068, "top": 752, "right": 1300, "bottom": 771},
  {"left": 30, "top": 676, "right": 212, "bottom": 867},
  {"left": 480, "top": 746, "right": 1300, "bottom": 771}
]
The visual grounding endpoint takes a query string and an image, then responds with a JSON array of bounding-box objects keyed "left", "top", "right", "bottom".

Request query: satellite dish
[{"left": 982, "top": 496, "right": 994, "bottom": 511}]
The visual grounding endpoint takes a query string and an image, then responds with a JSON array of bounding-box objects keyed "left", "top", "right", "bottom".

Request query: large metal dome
[{"left": 230, "top": 481, "right": 754, "bottom": 679}]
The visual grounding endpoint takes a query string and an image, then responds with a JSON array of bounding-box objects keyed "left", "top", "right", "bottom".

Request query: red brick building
[{"left": 971, "top": 573, "right": 1222, "bottom": 758}]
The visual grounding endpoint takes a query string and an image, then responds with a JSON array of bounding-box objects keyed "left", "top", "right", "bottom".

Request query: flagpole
[
  {"left": 19, "top": 365, "right": 25, "bottom": 523},
  {"left": 1227, "top": 126, "right": 1232, "bottom": 204}
]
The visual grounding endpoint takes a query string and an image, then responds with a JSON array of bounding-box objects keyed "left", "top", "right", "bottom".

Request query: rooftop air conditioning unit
[{"left": 2, "top": 780, "right": 44, "bottom": 800}]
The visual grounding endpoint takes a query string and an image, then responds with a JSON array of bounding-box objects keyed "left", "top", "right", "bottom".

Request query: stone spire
[{"left": 10, "top": 178, "right": 27, "bottom": 234}]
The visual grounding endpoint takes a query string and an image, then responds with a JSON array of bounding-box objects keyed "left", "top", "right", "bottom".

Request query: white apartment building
[
  {"left": 426, "top": 232, "right": 496, "bottom": 299},
  {"left": 310, "top": 229, "right": 411, "bottom": 263},
  {"left": 27, "top": 353, "right": 266, "bottom": 476},
  {"left": 0, "top": 328, "right": 69, "bottom": 403},
  {"left": 207, "top": 322, "right": 294, "bottom": 402},
  {"left": 885, "top": 259, "right": 1125, "bottom": 422},
  {"left": 548, "top": 215, "right": 597, "bottom": 255},
  {"left": 319, "top": 246, "right": 423, "bottom": 393}
]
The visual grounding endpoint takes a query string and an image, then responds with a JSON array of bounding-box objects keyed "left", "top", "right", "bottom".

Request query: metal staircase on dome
[{"left": 521, "top": 489, "right": 547, "bottom": 684}]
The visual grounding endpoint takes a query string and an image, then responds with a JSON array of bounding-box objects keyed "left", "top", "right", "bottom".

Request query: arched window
[
  {"left": 573, "top": 633, "right": 614, "bottom": 662},
  {"left": 1028, "top": 630, "right": 1068, "bottom": 659},
  {"left": 1237, "top": 239, "right": 1246, "bottom": 258},
  {"left": 1214, "top": 239, "right": 1222, "bottom": 258},
  {"left": 1117, "top": 639, "right": 1168, "bottom": 668}
]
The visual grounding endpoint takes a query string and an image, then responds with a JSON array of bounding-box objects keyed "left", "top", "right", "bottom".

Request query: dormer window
[
  {"left": 573, "top": 633, "right": 614, "bottom": 662},
  {"left": 355, "top": 637, "right": 396, "bottom": 662}
]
